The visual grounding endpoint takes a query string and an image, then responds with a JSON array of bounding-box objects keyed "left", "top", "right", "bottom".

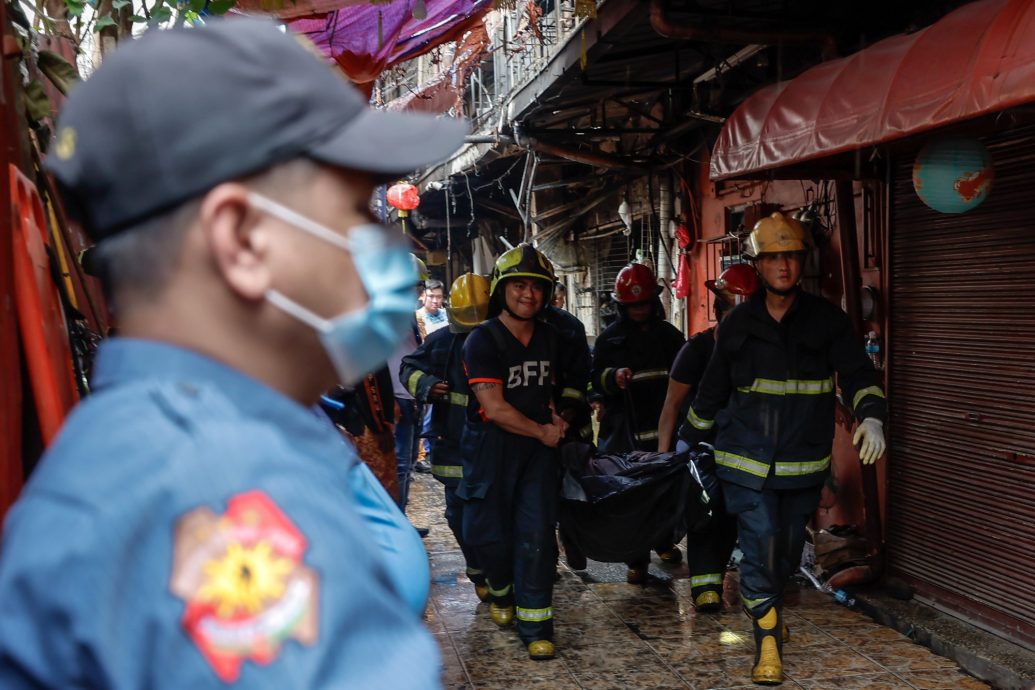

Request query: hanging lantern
[
  {"left": 386, "top": 182, "right": 420, "bottom": 218},
  {"left": 912, "top": 138, "right": 994, "bottom": 214}
]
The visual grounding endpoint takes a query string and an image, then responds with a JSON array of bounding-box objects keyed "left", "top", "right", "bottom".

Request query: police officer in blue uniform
[
  {"left": 679, "top": 213, "right": 887, "bottom": 685},
  {"left": 399, "top": 273, "right": 492, "bottom": 601},
  {"left": 0, "top": 19, "right": 466, "bottom": 689},
  {"left": 460, "top": 244, "right": 567, "bottom": 661}
]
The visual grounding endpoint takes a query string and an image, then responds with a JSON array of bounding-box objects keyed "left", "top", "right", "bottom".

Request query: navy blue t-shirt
[
  {"left": 463, "top": 318, "right": 555, "bottom": 426},
  {"left": 670, "top": 327, "right": 716, "bottom": 389}
]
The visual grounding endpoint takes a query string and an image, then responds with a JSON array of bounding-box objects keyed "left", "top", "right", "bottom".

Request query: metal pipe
[
  {"left": 658, "top": 173, "right": 674, "bottom": 319},
  {"left": 533, "top": 187, "right": 614, "bottom": 223},
  {"left": 528, "top": 139, "right": 642, "bottom": 170},
  {"left": 525, "top": 154, "right": 539, "bottom": 243},
  {"left": 444, "top": 187, "right": 452, "bottom": 286},
  {"left": 464, "top": 134, "right": 516, "bottom": 144}
]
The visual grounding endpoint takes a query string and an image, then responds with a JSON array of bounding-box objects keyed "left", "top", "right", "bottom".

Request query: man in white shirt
[{"left": 416, "top": 279, "right": 448, "bottom": 338}]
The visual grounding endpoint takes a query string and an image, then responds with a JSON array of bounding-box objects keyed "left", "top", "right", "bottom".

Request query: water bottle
[
  {"left": 833, "top": 589, "right": 857, "bottom": 607},
  {"left": 865, "top": 331, "right": 882, "bottom": 370}
]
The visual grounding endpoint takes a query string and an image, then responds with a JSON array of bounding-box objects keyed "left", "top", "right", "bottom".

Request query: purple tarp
[{"left": 289, "top": 0, "right": 492, "bottom": 84}]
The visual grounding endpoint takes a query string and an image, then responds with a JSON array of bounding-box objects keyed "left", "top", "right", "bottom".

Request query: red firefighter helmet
[
  {"left": 705, "top": 263, "right": 759, "bottom": 306},
  {"left": 612, "top": 263, "right": 660, "bottom": 304}
]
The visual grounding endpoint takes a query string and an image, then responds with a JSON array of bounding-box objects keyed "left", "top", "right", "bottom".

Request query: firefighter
[
  {"left": 543, "top": 290, "right": 593, "bottom": 443},
  {"left": 542, "top": 283, "right": 593, "bottom": 570},
  {"left": 679, "top": 212, "right": 887, "bottom": 685},
  {"left": 460, "top": 244, "right": 567, "bottom": 660},
  {"left": 657, "top": 263, "right": 758, "bottom": 611},
  {"left": 400, "top": 273, "right": 491, "bottom": 601},
  {"left": 591, "top": 262, "right": 686, "bottom": 583}
]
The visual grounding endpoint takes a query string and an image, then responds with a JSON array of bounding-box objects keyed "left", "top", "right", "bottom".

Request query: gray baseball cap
[{"left": 45, "top": 18, "right": 467, "bottom": 241}]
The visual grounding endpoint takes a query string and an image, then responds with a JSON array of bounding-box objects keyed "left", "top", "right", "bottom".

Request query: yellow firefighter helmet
[
  {"left": 745, "top": 212, "right": 810, "bottom": 259},
  {"left": 446, "top": 273, "right": 491, "bottom": 333}
]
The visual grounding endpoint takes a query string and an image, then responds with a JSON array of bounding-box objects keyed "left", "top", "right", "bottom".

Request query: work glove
[{"left": 852, "top": 418, "right": 885, "bottom": 464}]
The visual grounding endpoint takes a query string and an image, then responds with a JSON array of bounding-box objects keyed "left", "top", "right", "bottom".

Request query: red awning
[{"left": 711, "top": 0, "right": 1035, "bottom": 180}]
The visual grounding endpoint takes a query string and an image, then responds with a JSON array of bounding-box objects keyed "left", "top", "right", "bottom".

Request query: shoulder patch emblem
[{"left": 170, "top": 491, "right": 318, "bottom": 682}]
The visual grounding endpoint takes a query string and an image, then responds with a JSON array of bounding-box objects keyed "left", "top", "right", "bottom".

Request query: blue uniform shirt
[{"left": 0, "top": 339, "right": 441, "bottom": 689}]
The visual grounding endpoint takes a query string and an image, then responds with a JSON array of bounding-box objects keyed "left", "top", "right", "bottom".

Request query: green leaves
[
  {"left": 66, "top": 0, "right": 88, "bottom": 18},
  {"left": 23, "top": 80, "right": 53, "bottom": 122},
  {"left": 150, "top": 5, "right": 172, "bottom": 22},
  {"left": 37, "top": 50, "right": 80, "bottom": 95},
  {"left": 207, "top": 0, "right": 236, "bottom": 14},
  {"left": 92, "top": 14, "right": 116, "bottom": 30}
]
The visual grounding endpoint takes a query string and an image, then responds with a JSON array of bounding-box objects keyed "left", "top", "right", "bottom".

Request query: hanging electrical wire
[{"left": 471, "top": 152, "right": 527, "bottom": 191}]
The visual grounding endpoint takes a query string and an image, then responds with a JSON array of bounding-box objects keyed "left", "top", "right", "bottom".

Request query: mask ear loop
[
  {"left": 247, "top": 192, "right": 353, "bottom": 252},
  {"left": 265, "top": 289, "right": 334, "bottom": 333},
  {"left": 248, "top": 192, "right": 364, "bottom": 331}
]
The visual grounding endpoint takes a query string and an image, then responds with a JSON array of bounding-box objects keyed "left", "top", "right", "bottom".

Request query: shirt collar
[
  {"left": 90, "top": 338, "right": 333, "bottom": 438},
  {"left": 748, "top": 286, "right": 804, "bottom": 322}
]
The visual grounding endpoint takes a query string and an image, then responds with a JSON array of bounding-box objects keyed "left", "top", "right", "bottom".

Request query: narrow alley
[{"left": 410, "top": 475, "right": 990, "bottom": 690}]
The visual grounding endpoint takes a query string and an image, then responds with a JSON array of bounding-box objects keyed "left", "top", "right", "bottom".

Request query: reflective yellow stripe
[
  {"left": 630, "top": 369, "right": 669, "bottom": 382},
  {"left": 561, "top": 387, "right": 585, "bottom": 401},
  {"left": 736, "top": 378, "right": 834, "bottom": 396},
  {"left": 715, "top": 450, "right": 770, "bottom": 479},
  {"left": 692, "top": 574, "right": 723, "bottom": 587},
  {"left": 448, "top": 391, "right": 469, "bottom": 407},
  {"left": 687, "top": 406, "right": 715, "bottom": 430},
  {"left": 774, "top": 456, "right": 830, "bottom": 476},
  {"left": 742, "top": 594, "right": 770, "bottom": 609},
  {"left": 634, "top": 429, "right": 659, "bottom": 441},
  {"left": 466, "top": 567, "right": 483, "bottom": 577},
  {"left": 407, "top": 370, "right": 424, "bottom": 397},
  {"left": 852, "top": 385, "right": 885, "bottom": 410},
  {"left": 516, "top": 606, "right": 553, "bottom": 622},
  {"left": 487, "top": 582, "right": 512, "bottom": 597},
  {"left": 601, "top": 368, "right": 616, "bottom": 394},
  {"left": 432, "top": 465, "right": 463, "bottom": 478}
]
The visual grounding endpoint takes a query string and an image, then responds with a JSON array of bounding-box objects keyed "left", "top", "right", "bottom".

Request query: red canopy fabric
[{"left": 711, "top": 0, "right": 1035, "bottom": 180}]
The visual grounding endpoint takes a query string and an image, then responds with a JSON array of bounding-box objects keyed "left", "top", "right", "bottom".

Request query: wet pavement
[{"left": 407, "top": 474, "right": 991, "bottom": 690}]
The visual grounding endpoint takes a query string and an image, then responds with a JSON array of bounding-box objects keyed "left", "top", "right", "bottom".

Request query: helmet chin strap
[
  {"left": 503, "top": 305, "right": 536, "bottom": 321},
  {"left": 765, "top": 283, "right": 799, "bottom": 297}
]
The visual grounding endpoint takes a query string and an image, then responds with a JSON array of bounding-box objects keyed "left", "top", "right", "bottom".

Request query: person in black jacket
[
  {"left": 679, "top": 212, "right": 887, "bottom": 686},
  {"left": 657, "top": 263, "right": 758, "bottom": 613},
  {"left": 399, "top": 273, "right": 491, "bottom": 602},
  {"left": 543, "top": 303, "right": 592, "bottom": 442},
  {"left": 591, "top": 263, "right": 685, "bottom": 583}
]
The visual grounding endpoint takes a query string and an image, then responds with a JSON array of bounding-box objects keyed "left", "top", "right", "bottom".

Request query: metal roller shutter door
[{"left": 888, "top": 124, "right": 1035, "bottom": 648}]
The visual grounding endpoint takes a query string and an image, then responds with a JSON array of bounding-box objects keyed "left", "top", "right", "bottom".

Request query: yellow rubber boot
[
  {"left": 657, "top": 546, "right": 683, "bottom": 564},
  {"left": 693, "top": 590, "right": 721, "bottom": 612},
  {"left": 474, "top": 583, "right": 490, "bottom": 602},
  {"left": 751, "top": 608, "right": 783, "bottom": 685},
  {"left": 489, "top": 603, "right": 514, "bottom": 627},
  {"left": 528, "top": 640, "right": 555, "bottom": 660}
]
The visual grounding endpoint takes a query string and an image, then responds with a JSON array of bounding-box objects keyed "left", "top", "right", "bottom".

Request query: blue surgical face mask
[{"left": 248, "top": 192, "right": 417, "bottom": 386}]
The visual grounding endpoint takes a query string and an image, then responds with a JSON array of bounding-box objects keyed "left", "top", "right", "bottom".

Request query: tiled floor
[{"left": 407, "top": 474, "right": 990, "bottom": 690}]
